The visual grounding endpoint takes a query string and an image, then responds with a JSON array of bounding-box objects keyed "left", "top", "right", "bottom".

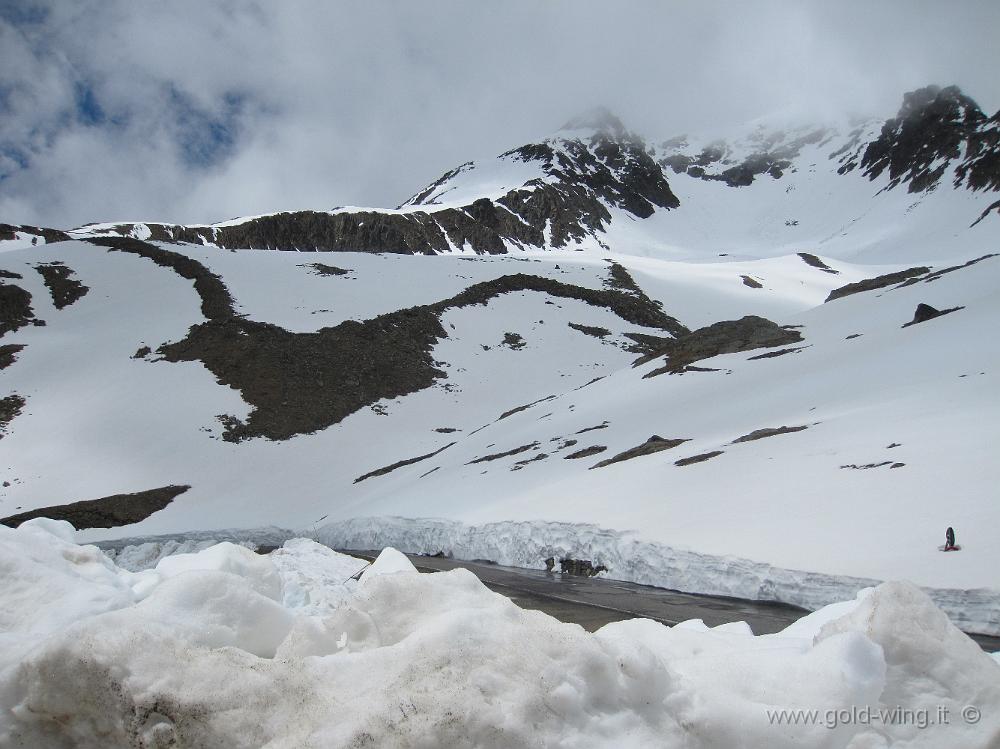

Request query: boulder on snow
[{"left": 902, "top": 302, "right": 964, "bottom": 327}]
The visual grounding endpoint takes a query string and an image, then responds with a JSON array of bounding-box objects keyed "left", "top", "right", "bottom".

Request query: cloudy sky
[{"left": 2, "top": 0, "right": 998, "bottom": 228}]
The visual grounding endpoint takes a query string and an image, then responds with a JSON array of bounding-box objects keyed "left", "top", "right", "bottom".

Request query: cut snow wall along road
[{"left": 310, "top": 516, "right": 1000, "bottom": 637}]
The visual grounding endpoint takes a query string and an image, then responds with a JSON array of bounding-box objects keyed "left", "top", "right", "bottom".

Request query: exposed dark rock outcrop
[
  {"left": 71, "top": 120, "right": 679, "bottom": 255},
  {"left": 162, "top": 308, "right": 449, "bottom": 442},
  {"left": 511, "top": 453, "right": 548, "bottom": 471},
  {"left": 604, "top": 262, "right": 641, "bottom": 292},
  {"left": 675, "top": 450, "right": 724, "bottom": 466},
  {"left": 0, "top": 393, "right": 25, "bottom": 437},
  {"left": 973, "top": 199, "right": 1000, "bottom": 226},
  {"left": 896, "top": 253, "right": 998, "bottom": 287},
  {"left": 657, "top": 127, "right": 830, "bottom": 186},
  {"left": 568, "top": 322, "right": 611, "bottom": 339},
  {"left": 468, "top": 442, "right": 539, "bottom": 464},
  {"left": 302, "top": 262, "right": 351, "bottom": 276},
  {"left": 0, "top": 344, "right": 24, "bottom": 369},
  {"left": 902, "top": 303, "right": 964, "bottom": 327},
  {"left": 838, "top": 85, "right": 1000, "bottom": 194},
  {"left": 825, "top": 266, "right": 931, "bottom": 302},
  {"left": 732, "top": 425, "right": 808, "bottom": 443},
  {"left": 797, "top": 253, "right": 838, "bottom": 274},
  {"left": 431, "top": 270, "right": 687, "bottom": 336},
  {"left": 659, "top": 86, "right": 999, "bottom": 200},
  {"left": 0, "top": 280, "right": 38, "bottom": 336},
  {"left": 33, "top": 262, "right": 89, "bottom": 309},
  {"left": 499, "top": 125, "right": 680, "bottom": 221},
  {"left": 0, "top": 485, "right": 190, "bottom": 530},
  {"left": 747, "top": 346, "right": 806, "bottom": 360},
  {"left": 403, "top": 161, "right": 474, "bottom": 206},
  {"left": 740, "top": 275, "right": 763, "bottom": 289},
  {"left": 622, "top": 332, "right": 673, "bottom": 357},
  {"left": 641, "top": 316, "right": 803, "bottom": 376},
  {"left": 840, "top": 462, "right": 905, "bottom": 470},
  {"left": 564, "top": 445, "right": 607, "bottom": 460},
  {"left": 501, "top": 332, "right": 525, "bottom": 350},
  {"left": 354, "top": 442, "right": 456, "bottom": 483},
  {"left": 88, "top": 237, "right": 236, "bottom": 320},
  {"left": 0, "top": 223, "right": 72, "bottom": 244},
  {"left": 591, "top": 435, "right": 688, "bottom": 469},
  {"left": 498, "top": 395, "right": 556, "bottom": 421}
]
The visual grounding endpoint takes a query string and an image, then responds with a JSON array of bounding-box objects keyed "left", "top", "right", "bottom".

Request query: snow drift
[
  {"left": 1, "top": 520, "right": 998, "bottom": 748},
  {"left": 311, "top": 516, "right": 1000, "bottom": 637}
]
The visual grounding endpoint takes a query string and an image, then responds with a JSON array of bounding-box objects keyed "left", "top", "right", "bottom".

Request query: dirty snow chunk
[
  {"left": 3, "top": 529, "right": 999, "bottom": 748},
  {"left": 270, "top": 538, "right": 365, "bottom": 614},
  {"left": 0, "top": 520, "right": 138, "bottom": 671},
  {"left": 358, "top": 546, "right": 416, "bottom": 585},
  {"left": 154, "top": 541, "right": 283, "bottom": 601}
]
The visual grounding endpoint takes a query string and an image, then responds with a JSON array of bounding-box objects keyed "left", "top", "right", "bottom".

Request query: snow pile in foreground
[
  {"left": 312, "top": 516, "right": 1000, "bottom": 637},
  {"left": 1, "top": 520, "right": 998, "bottom": 748}
]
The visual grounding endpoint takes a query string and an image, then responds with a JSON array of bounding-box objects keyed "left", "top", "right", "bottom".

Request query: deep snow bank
[
  {"left": 312, "top": 516, "right": 1000, "bottom": 637},
  {"left": 99, "top": 527, "right": 296, "bottom": 571},
  {"left": 1, "top": 520, "right": 998, "bottom": 748}
]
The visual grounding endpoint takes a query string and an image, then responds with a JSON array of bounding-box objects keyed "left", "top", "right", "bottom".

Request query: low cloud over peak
[{"left": 1, "top": 0, "right": 998, "bottom": 228}]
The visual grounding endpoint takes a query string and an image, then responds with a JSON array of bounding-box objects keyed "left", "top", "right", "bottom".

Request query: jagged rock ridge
[{"left": 4, "top": 85, "right": 998, "bottom": 255}]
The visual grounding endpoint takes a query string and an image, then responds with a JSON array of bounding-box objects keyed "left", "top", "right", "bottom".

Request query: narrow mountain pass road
[
  {"left": 96, "top": 536, "right": 999, "bottom": 651},
  {"left": 342, "top": 550, "right": 1000, "bottom": 651}
]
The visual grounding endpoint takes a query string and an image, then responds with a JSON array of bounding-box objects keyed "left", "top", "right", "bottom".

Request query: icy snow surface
[
  {"left": 2, "top": 237, "right": 998, "bottom": 639},
  {"left": 312, "top": 516, "right": 1000, "bottom": 638},
  {"left": 1, "top": 521, "right": 998, "bottom": 748},
  {"left": 3, "top": 106, "right": 999, "bottom": 660}
]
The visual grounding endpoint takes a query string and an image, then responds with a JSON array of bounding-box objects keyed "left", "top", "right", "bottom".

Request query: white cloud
[{"left": 1, "top": 0, "right": 998, "bottom": 227}]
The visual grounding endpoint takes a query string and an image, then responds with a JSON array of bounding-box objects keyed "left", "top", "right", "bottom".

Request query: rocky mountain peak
[
  {"left": 6, "top": 84, "right": 996, "bottom": 257},
  {"left": 855, "top": 84, "right": 996, "bottom": 193},
  {"left": 896, "top": 85, "right": 984, "bottom": 126}
]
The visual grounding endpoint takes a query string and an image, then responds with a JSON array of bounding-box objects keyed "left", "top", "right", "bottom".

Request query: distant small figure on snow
[{"left": 942, "top": 526, "right": 960, "bottom": 552}]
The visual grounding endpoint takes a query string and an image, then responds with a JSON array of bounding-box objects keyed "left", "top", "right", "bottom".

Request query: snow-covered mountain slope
[
  {"left": 4, "top": 85, "right": 997, "bottom": 263},
  {"left": 1, "top": 226, "right": 998, "bottom": 630},
  {"left": 1, "top": 84, "right": 998, "bottom": 633}
]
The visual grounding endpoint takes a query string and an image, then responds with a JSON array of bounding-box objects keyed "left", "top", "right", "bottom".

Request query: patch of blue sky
[
  {"left": 0, "top": 1, "right": 49, "bottom": 27},
  {"left": 170, "top": 87, "right": 246, "bottom": 168},
  {"left": 73, "top": 81, "right": 106, "bottom": 126}
]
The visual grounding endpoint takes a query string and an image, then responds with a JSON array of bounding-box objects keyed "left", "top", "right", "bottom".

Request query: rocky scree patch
[
  {"left": 91, "top": 238, "right": 679, "bottom": 442},
  {"left": 591, "top": 435, "right": 689, "bottom": 469},
  {"left": 0, "top": 394, "right": 26, "bottom": 438},
  {"left": 33, "top": 262, "right": 89, "bottom": 309},
  {"left": 0, "top": 485, "right": 190, "bottom": 530},
  {"left": 639, "top": 316, "right": 803, "bottom": 377}
]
